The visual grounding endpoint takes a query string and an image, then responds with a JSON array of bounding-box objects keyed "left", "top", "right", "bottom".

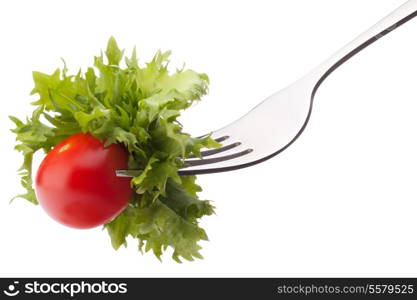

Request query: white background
[{"left": 1, "top": 0, "right": 417, "bottom": 277}]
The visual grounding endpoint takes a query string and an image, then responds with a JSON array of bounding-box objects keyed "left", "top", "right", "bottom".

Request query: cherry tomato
[{"left": 35, "top": 133, "right": 132, "bottom": 229}]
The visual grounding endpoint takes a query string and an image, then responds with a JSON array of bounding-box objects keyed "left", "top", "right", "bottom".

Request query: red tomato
[{"left": 35, "top": 133, "right": 132, "bottom": 229}]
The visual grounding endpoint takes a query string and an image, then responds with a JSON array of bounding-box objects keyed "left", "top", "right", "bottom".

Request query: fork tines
[{"left": 183, "top": 135, "right": 253, "bottom": 167}]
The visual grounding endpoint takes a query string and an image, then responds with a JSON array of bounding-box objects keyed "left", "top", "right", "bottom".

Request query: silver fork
[{"left": 117, "top": 0, "right": 417, "bottom": 177}]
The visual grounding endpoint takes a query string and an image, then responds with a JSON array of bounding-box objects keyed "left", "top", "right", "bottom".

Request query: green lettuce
[{"left": 10, "top": 37, "right": 219, "bottom": 262}]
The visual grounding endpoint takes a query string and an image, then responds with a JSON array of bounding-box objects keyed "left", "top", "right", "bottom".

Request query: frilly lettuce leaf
[{"left": 10, "top": 37, "right": 219, "bottom": 262}]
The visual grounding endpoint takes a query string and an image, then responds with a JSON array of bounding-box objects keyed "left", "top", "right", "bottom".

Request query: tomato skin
[{"left": 35, "top": 133, "right": 132, "bottom": 229}]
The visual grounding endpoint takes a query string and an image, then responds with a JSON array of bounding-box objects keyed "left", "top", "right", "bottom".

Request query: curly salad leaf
[{"left": 10, "top": 37, "right": 220, "bottom": 262}]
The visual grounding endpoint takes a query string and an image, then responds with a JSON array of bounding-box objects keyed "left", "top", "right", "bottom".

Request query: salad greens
[{"left": 10, "top": 37, "right": 220, "bottom": 262}]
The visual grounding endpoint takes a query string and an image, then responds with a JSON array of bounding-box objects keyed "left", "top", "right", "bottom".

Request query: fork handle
[{"left": 309, "top": 0, "right": 417, "bottom": 90}]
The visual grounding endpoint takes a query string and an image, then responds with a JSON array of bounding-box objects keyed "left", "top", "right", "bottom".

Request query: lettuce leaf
[{"left": 10, "top": 37, "right": 219, "bottom": 262}]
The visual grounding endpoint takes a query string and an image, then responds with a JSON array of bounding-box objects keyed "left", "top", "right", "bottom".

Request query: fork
[{"left": 117, "top": 0, "right": 417, "bottom": 177}]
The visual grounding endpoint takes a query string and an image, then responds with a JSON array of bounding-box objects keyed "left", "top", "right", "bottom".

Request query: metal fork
[{"left": 117, "top": 0, "right": 417, "bottom": 177}]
